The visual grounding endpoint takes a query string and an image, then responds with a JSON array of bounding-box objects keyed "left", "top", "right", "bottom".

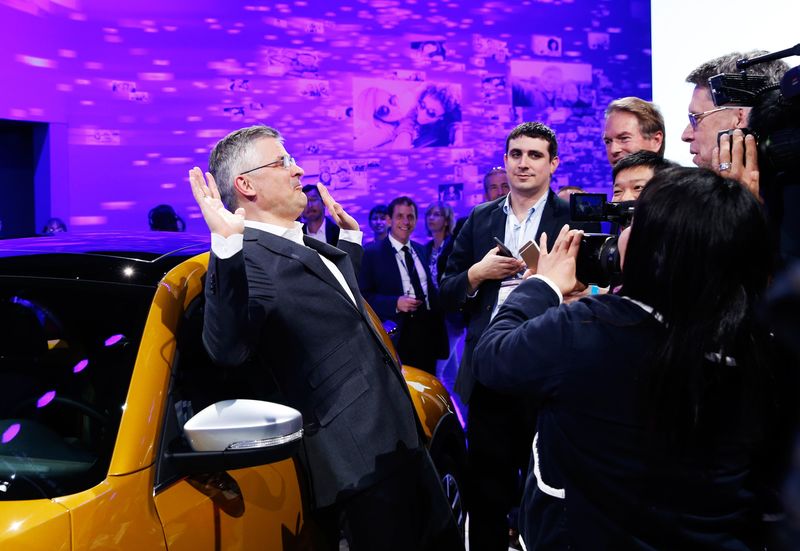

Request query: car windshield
[{"left": 0, "top": 277, "right": 153, "bottom": 500}]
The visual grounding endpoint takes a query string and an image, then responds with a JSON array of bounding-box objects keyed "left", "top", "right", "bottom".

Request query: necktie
[{"left": 402, "top": 245, "right": 426, "bottom": 302}]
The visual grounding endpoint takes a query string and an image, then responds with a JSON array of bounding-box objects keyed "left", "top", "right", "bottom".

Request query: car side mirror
[{"left": 167, "top": 399, "right": 303, "bottom": 474}]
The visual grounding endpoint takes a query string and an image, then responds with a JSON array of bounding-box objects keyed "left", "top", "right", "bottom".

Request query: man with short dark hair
[
  {"left": 441, "top": 121, "right": 580, "bottom": 551},
  {"left": 681, "top": 50, "right": 788, "bottom": 172},
  {"left": 359, "top": 196, "right": 448, "bottom": 375},
  {"left": 603, "top": 97, "right": 665, "bottom": 166},
  {"left": 367, "top": 204, "right": 390, "bottom": 243},
  {"left": 301, "top": 183, "right": 340, "bottom": 245},
  {"left": 612, "top": 150, "right": 678, "bottom": 202},
  {"left": 188, "top": 125, "right": 461, "bottom": 551}
]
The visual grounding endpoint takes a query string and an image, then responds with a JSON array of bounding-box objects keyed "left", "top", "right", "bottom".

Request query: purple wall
[{"left": 0, "top": 0, "right": 652, "bottom": 237}]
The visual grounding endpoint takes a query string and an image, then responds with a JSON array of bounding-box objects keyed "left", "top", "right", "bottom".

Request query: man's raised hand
[
  {"left": 316, "top": 182, "right": 359, "bottom": 231},
  {"left": 189, "top": 167, "right": 245, "bottom": 237}
]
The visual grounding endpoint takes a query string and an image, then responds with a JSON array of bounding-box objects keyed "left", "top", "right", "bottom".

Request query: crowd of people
[{"left": 186, "top": 47, "right": 799, "bottom": 551}]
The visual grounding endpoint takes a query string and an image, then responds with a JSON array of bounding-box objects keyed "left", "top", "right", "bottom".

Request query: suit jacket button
[{"left": 486, "top": 305, "right": 491, "bottom": 311}]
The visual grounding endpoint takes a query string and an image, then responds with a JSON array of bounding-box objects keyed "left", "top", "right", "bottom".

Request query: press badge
[{"left": 491, "top": 278, "right": 522, "bottom": 321}]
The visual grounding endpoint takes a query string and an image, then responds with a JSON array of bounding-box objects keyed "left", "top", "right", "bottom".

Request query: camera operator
[{"left": 473, "top": 167, "right": 792, "bottom": 550}]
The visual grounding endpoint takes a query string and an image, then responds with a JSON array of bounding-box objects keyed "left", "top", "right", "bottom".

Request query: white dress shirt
[
  {"left": 306, "top": 217, "right": 327, "bottom": 243},
  {"left": 501, "top": 191, "right": 549, "bottom": 258},
  {"left": 387, "top": 234, "right": 430, "bottom": 310},
  {"left": 210, "top": 220, "right": 363, "bottom": 306}
]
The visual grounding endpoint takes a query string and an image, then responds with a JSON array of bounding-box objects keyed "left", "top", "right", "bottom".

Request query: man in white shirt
[
  {"left": 358, "top": 196, "right": 449, "bottom": 375},
  {"left": 188, "top": 124, "right": 461, "bottom": 551}
]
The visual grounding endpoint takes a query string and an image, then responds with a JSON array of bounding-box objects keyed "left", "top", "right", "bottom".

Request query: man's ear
[
  {"left": 233, "top": 175, "right": 256, "bottom": 200},
  {"left": 735, "top": 107, "right": 749, "bottom": 128},
  {"left": 550, "top": 155, "right": 560, "bottom": 174},
  {"left": 651, "top": 131, "right": 664, "bottom": 150}
]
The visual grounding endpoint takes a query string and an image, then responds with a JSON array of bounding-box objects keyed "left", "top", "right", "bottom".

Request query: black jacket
[{"left": 203, "top": 228, "right": 420, "bottom": 508}]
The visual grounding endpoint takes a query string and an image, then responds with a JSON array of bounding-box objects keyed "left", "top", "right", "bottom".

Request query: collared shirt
[
  {"left": 501, "top": 191, "right": 549, "bottom": 258},
  {"left": 387, "top": 234, "right": 430, "bottom": 310},
  {"left": 306, "top": 217, "right": 327, "bottom": 243},
  {"left": 210, "top": 220, "right": 363, "bottom": 306}
]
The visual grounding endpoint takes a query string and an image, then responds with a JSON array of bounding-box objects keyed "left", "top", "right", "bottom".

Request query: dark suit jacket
[
  {"left": 203, "top": 228, "right": 420, "bottom": 508},
  {"left": 302, "top": 215, "right": 340, "bottom": 246},
  {"left": 439, "top": 190, "right": 576, "bottom": 403},
  {"left": 473, "top": 278, "right": 778, "bottom": 550},
  {"left": 358, "top": 237, "right": 449, "bottom": 361}
]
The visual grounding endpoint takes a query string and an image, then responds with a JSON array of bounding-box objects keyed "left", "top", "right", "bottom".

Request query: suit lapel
[
  {"left": 488, "top": 200, "right": 507, "bottom": 249},
  {"left": 248, "top": 228, "right": 357, "bottom": 310},
  {"left": 537, "top": 189, "right": 565, "bottom": 241},
  {"left": 381, "top": 237, "right": 405, "bottom": 295}
]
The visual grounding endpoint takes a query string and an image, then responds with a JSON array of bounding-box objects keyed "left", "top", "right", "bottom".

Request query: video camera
[
  {"left": 568, "top": 194, "right": 634, "bottom": 287},
  {"left": 708, "top": 43, "right": 800, "bottom": 178}
]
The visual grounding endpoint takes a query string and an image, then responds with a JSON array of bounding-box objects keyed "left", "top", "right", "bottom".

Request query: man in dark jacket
[
  {"left": 440, "top": 121, "right": 579, "bottom": 551},
  {"left": 188, "top": 124, "right": 461, "bottom": 551}
]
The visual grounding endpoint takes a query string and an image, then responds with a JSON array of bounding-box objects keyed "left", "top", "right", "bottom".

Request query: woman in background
[{"left": 423, "top": 201, "right": 455, "bottom": 288}]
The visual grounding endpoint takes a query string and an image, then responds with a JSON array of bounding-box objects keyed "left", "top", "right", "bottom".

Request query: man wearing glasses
[
  {"left": 188, "top": 125, "right": 462, "bottom": 551},
  {"left": 681, "top": 51, "right": 787, "bottom": 175}
]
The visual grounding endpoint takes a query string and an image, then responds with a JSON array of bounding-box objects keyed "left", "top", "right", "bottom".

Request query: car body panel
[
  {"left": 153, "top": 461, "right": 304, "bottom": 550},
  {"left": 56, "top": 468, "right": 166, "bottom": 550},
  {"left": 0, "top": 499, "right": 71, "bottom": 550},
  {"left": 109, "top": 255, "right": 207, "bottom": 476}
]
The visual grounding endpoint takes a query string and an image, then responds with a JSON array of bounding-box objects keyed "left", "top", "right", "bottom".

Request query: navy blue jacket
[{"left": 439, "top": 190, "right": 577, "bottom": 403}]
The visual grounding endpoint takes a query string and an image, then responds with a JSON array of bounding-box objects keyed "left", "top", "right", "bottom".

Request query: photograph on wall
[
  {"left": 510, "top": 60, "right": 593, "bottom": 113},
  {"left": 353, "top": 78, "right": 462, "bottom": 150},
  {"left": 438, "top": 183, "right": 463, "bottom": 203},
  {"left": 532, "top": 35, "right": 563, "bottom": 57},
  {"left": 410, "top": 39, "right": 447, "bottom": 63}
]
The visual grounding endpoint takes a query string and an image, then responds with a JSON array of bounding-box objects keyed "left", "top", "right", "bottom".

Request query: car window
[
  {"left": 155, "top": 296, "right": 283, "bottom": 489},
  {"left": 0, "top": 278, "right": 152, "bottom": 500}
]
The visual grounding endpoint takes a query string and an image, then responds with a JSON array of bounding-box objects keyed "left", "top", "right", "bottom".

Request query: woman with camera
[{"left": 473, "top": 167, "right": 790, "bottom": 550}]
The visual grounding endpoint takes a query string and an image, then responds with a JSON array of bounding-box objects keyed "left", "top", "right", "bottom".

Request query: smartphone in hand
[
  {"left": 519, "top": 240, "right": 540, "bottom": 271},
  {"left": 493, "top": 236, "right": 514, "bottom": 258}
]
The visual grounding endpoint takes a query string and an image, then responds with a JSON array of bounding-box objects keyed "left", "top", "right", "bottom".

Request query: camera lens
[{"left": 576, "top": 234, "right": 622, "bottom": 287}]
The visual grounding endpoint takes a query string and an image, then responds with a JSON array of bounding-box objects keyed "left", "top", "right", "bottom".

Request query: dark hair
[
  {"left": 149, "top": 204, "right": 186, "bottom": 232},
  {"left": 208, "top": 125, "right": 282, "bottom": 210},
  {"left": 605, "top": 97, "right": 666, "bottom": 156},
  {"left": 42, "top": 217, "right": 67, "bottom": 234},
  {"left": 621, "top": 167, "right": 772, "bottom": 437},
  {"left": 387, "top": 196, "right": 418, "bottom": 218},
  {"left": 301, "top": 183, "right": 319, "bottom": 194},
  {"left": 369, "top": 204, "right": 388, "bottom": 219},
  {"left": 612, "top": 150, "right": 678, "bottom": 181},
  {"left": 505, "top": 122, "right": 558, "bottom": 159},
  {"left": 557, "top": 185, "right": 584, "bottom": 193},
  {"left": 685, "top": 50, "right": 788, "bottom": 90}
]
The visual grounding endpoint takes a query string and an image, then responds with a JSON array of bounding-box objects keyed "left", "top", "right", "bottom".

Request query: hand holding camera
[
  {"left": 712, "top": 129, "right": 761, "bottom": 201},
  {"left": 533, "top": 224, "right": 585, "bottom": 296}
]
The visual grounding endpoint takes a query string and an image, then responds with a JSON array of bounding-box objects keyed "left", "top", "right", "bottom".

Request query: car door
[{"left": 150, "top": 277, "right": 310, "bottom": 550}]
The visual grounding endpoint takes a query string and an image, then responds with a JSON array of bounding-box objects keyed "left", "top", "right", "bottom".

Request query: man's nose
[
  {"left": 293, "top": 162, "right": 305, "bottom": 177},
  {"left": 680, "top": 123, "right": 693, "bottom": 143},
  {"left": 620, "top": 189, "right": 636, "bottom": 202}
]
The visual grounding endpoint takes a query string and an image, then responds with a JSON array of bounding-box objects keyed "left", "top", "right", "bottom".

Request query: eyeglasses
[
  {"left": 239, "top": 154, "right": 296, "bottom": 175},
  {"left": 687, "top": 107, "right": 734, "bottom": 130}
]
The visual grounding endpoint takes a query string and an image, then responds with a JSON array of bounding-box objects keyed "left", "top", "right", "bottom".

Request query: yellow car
[{"left": 0, "top": 232, "right": 466, "bottom": 550}]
